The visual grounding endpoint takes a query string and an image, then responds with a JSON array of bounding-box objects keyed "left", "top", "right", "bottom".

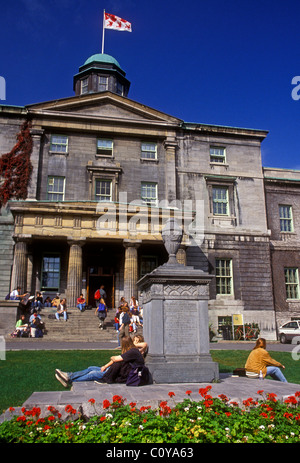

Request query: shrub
[{"left": 1, "top": 387, "right": 300, "bottom": 443}]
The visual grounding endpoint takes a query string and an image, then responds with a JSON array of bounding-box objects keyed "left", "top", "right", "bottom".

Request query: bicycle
[{"left": 234, "top": 325, "right": 260, "bottom": 341}]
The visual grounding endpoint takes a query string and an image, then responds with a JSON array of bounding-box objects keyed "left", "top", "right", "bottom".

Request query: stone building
[
  {"left": 264, "top": 167, "right": 300, "bottom": 328},
  {"left": 0, "top": 52, "right": 299, "bottom": 340}
]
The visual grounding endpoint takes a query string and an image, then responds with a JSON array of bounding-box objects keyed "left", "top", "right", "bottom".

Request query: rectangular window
[
  {"left": 41, "top": 255, "right": 60, "bottom": 290},
  {"left": 140, "top": 256, "right": 158, "bottom": 277},
  {"left": 97, "top": 139, "right": 113, "bottom": 156},
  {"left": 213, "top": 187, "right": 229, "bottom": 215},
  {"left": 279, "top": 205, "right": 294, "bottom": 232},
  {"left": 285, "top": 268, "right": 299, "bottom": 299},
  {"left": 116, "top": 81, "right": 124, "bottom": 96},
  {"left": 47, "top": 176, "right": 65, "bottom": 201},
  {"left": 81, "top": 78, "right": 89, "bottom": 94},
  {"left": 50, "top": 135, "right": 68, "bottom": 153},
  {"left": 216, "top": 258, "right": 233, "bottom": 295},
  {"left": 95, "top": 179, "right": 112, "bottom": 201},
  {"left": 98, "top": 76, "right": 108, "bottom": 92},
  {"left": 210, "top": 147, "right": 226, "bottom": 163},
  {"left": 141, "top": 142, "right": 157, "bottom": 160},
  {"left": 141, "top": 182, "right": 158, "bottom": 206}
]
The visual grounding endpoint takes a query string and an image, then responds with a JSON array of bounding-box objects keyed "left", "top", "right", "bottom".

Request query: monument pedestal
[{"left": 138, "top": 264, "right": 219, "bottom": 383}]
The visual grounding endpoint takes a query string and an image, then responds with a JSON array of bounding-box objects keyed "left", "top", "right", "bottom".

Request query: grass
[{"left": 1, "top": 349, "right": 299, "bottom": 413}]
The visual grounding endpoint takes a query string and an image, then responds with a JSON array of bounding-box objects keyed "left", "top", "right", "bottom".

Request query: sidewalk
[{"left": 2, "top": 374, "right": 300, "bottom": 423}]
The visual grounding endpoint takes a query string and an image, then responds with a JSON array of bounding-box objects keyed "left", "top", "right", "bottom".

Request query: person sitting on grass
[
  {"left": 133, "top": 334, "right": 148, "bottom": 357},
  {"left": 55, "top": 336, "right": 145, "bottom": 387},
  {"left": 245, "top": 337, "right": 287, "bottom": 382}
]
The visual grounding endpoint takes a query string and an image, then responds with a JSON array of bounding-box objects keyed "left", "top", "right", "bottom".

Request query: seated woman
[
  {"left": 55, "top": 298, "right": 67, "bottom": 321},
  {"left": 245, "top": 337, "right": 287, "bottom": 382},
  {"left": 133, "top": 334, "right": 148, "bottom": 357},
  {"left": 55, "top": 336, "right": 145, "bottom": 387}
]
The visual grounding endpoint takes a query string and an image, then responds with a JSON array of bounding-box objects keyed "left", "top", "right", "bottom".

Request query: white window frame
[
  {"left": 279, "top": 205, "right": 294, "bottom": 232},
  {"left": 285, "top": 268, "right": 300, "bottom": 300},
  {"left": 216, "top": 258, "right": 233, "bottom": 296},
  {"left": 47, "top": 176, "right": 65, "bottom": 201},
  {"left": 81, "top": 78, "right": 89, "bottom": 94},
  {"left": 141, "top": 142, "right": 157, "bottom": 160},
  {"left": 50, "top": 135, "right": 68, "bottom": 154},
  {"left": 95, "top": 179, "right": 112, "bottom": 202},
  {"left": 141, "top": 182, "right": 158, "bottom": 206},
  {"left": 210, "top": 146, "right": 226, "bottom": 164},
  {"left": 212, "top": 186, "right": 229, "bottom": 216},
  {"left": 98, "top": 76, "right": 109, "bottom": 92},
  {"left": 96, "top": 138, "right": 113, "bottom": 157}
]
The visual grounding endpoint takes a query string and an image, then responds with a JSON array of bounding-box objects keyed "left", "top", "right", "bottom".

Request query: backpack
[
  {"left": 94, "top": 289, "right": 100, "bottom": 300},
  {"left": 97, "top": 303, "right": 106, "bottom": 313},
  {"left": 126, "top": 363, "right": 150, "bottom": 387},
  {"left": 122, "top": 312, "right": 131, "bottom": 325}
]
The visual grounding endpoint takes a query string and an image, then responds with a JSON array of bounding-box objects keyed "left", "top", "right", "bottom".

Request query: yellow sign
[{"left": 232, "top": 314, "right": 243, "bottom": 326}]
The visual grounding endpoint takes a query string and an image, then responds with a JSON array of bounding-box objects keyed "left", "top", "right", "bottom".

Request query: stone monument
[{"left": 137, "top": 218, "right": 219, "bottom": 383}]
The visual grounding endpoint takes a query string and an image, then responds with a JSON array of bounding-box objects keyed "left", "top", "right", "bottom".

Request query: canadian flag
[{"left": 104, "top": 12, "right": 132, "bottom": 32}]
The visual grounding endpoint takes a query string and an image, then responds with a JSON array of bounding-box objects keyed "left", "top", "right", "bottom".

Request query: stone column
[
  {"left": 123, "top": 240, "right": 141, "bottom": 302},
  {"left": 27, "top": 128, "right": 44, "bottom": 200},
  {"left": 67, "top": 238, "right": 85, "bottom": 307},
  {"left": 10, "top": 237, "right": 29, "bottom": 293},
  {"left": 163, "top": 137, "right": 178, "bottom": 203}
]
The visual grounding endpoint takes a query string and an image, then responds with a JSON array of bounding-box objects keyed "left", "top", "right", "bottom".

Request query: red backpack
[{"left": 94, "top": 289, "right": 100, "bottom": 300}]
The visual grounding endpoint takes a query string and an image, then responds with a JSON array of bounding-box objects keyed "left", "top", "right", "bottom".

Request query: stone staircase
[
  {"left": 40, "top": 306, "right": 118, "bottom": 342},
  {"left": 6, "top": 306, "right": 143, "bottom": 343}
]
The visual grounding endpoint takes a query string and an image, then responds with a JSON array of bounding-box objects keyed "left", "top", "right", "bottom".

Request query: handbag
[{"left": 126, "top": 363, "right": 150, "bottom": 387}]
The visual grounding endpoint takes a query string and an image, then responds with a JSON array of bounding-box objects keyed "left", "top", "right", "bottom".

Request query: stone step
[{"left": 22, "top": 307, "right": 144, "bottom": 342}]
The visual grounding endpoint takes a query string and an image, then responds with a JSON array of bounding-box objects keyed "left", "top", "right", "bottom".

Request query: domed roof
[{"left": 84, "top": 53, "right": 123, "bottom": 70}]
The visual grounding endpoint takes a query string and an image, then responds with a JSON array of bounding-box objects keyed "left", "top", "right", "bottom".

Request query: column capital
[
  {"left": 123, "top": 239, "right": 142, "bottom": 249},
  {"left": 67, "top": 237, "right": 86, "bottom": 247},
  {"left": 13, "top": 234, "right": 32, "bottom": 244}
]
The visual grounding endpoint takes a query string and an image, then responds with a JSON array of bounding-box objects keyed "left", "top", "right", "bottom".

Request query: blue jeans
[
  {"left": 266, "top": 366, "right": 287, "bottom": 382},
  {"left": 77, "top": 303, "right": 86, "bottom": 311},
  {"left": 68, "top": 366, "right": 108, "bottom": 382},
  {"left": 56, "top": 311, "right": 67, "bottom": 321}
]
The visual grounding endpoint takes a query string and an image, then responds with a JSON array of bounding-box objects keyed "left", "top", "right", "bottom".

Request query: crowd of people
[
  {"left": 9, "top": 287, "right": 69, "bottom": 338},
  {"left": 9, "top": 284, "right": 144, "bottom": 343}
]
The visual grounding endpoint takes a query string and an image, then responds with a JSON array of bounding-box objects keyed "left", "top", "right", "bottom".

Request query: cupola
[{"left": 73, "top": 53, "right": 130, "bottom": 97}]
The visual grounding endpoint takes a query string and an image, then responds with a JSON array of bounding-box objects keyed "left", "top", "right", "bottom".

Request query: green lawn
[{"left": 1, "top": 349, "right": 299, "bottom": 413}]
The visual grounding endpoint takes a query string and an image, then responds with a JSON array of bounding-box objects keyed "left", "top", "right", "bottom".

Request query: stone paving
[{"left": 2, "top": 373, "right": 300, "bottom": 423}]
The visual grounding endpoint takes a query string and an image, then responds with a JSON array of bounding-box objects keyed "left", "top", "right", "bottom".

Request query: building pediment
[{"left": 26, "top": 92, "right": 182, "bottom": 126}]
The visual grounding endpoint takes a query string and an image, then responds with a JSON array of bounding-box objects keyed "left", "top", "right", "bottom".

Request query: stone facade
[
  {"left": 0, "top": 54, "right": 299, "bottom": 341},
  {"left": 264, "top": 168, "right": 300, "bottom": 332}
]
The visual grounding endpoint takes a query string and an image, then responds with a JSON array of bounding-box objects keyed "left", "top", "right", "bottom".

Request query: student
[
  {"left": 95, "top": 297, "right": 107, "bottom": 329},
  {"left": 55, "top": 298, "right": 68, "bottom": 321},
  {"left": 245, "top": 337, "right": 287, "bottom": 382},
  {"left": 118, "top": 306, "right": 131, "bottom": 339},
  {"left": 76, "top": 294, "right": 86, "bottom": 312},
  {"left": 133, "top": 334, "right": 148, "bottom": 357},
  {"left": 55, "top": 336, "right": 144, "bottom": 386}
]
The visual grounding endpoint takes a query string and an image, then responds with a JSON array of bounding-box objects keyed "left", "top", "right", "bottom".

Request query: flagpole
[{"left": 101, "top": 9, "right": 105, "bottom": 54}]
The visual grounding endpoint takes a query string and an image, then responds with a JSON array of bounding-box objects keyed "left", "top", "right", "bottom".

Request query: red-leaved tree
[{"left": 0, "top": 120, "right": 33, "bottom": 208}]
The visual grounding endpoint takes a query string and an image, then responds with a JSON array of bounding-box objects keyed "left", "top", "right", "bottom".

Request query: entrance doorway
[{"left": 87, "top": 266, "right": 114, "bottom": 308}]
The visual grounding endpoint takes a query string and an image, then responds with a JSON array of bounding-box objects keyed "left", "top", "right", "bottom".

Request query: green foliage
[{"left": 1, "top": 389, "right": 300, "bottom": 443}]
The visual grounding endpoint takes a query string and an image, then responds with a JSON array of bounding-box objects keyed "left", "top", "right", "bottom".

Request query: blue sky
[{"left": 1, "top": 0, "right": 300, "bottom": 170}]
